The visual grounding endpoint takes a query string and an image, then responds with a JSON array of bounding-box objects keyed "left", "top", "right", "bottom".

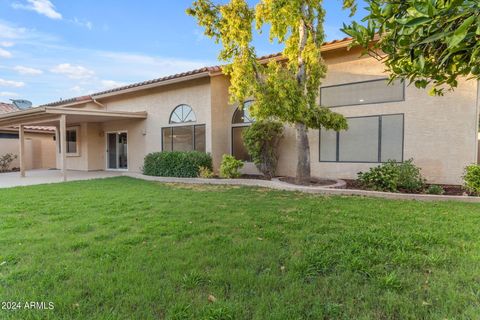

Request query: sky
[{"left": 0, "top": 0, "right": 367, "bottom": 105}]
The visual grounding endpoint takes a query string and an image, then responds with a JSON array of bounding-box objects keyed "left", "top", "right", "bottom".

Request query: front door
[{"left": 107, "top": 132, "right": 128, "bottom": 170}]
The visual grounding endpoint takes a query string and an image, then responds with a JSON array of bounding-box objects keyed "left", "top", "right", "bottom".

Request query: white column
[
  {"left": 59, "top": 115, "right": 67, "bottom": 182},
  {"left": 19, "top": 125, "right": 25, "bottom": 177}
]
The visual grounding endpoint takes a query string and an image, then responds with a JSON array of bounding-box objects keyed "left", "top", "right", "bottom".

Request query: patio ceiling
[{"left": 0, "top": 107, "right": 148, "bottom": 127}]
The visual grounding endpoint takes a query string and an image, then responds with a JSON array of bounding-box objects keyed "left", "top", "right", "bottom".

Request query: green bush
[
  {"left": 358, "top": 159, "right": 425, "bottom": 193},
  {"left": 143, "top": 151, "right": 212, "bottom": 178},
  {"left": 463, "top": 164, "right": 480, "bottom": 196},
  {"left": 358, "top": 161, "right": 399, "bottom": 192},
  {"left": 397, "top": 159, "right": 426, "bottom": 193},
  {"left": 220, "top": 154, "right": 244, "bottom": 179},
  {"left": 243, "top": 120, "right": 284, "bottom": 179},
  {"left": 426, "top": 185, "right": 445, "bottom": 195}
]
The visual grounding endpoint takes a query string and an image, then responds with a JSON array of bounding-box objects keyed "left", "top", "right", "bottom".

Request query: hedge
[{"left": 143, "top": 151, "right": 212, "bottom": 178}]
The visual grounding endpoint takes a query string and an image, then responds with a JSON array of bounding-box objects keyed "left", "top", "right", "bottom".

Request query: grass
[{"left": 0, "top": 177, "right": 479, "bottom": 319}]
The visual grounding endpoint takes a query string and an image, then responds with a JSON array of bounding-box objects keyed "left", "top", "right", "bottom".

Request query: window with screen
[
  {"left": 320, "top": 114, "right": 404, "bottom": 163},
  {"left": 320, "top": 78, "right": 404, "bottom": 108}
]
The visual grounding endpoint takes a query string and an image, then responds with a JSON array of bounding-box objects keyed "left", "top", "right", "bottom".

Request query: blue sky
[{"left": 0, "top": 0, "right": 366, "bottom": 105}]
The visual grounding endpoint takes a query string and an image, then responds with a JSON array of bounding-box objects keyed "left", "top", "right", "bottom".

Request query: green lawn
[{"left": 0, "top": 177, "right": 479, "bottom": 319}]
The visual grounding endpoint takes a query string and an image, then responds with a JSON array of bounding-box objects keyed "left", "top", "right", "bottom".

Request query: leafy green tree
[
  {"left": 342, "top": 0, "right": 480, "bottom": 96},
  {"left": 187, "top": 0, "right": 348, "bottom": 185}
]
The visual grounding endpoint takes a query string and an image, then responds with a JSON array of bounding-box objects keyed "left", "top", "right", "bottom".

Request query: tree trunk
[
  {"left": 295, "top": 122, "right": 310, "bottom": 185},
  {"left": 295, "top": 3, "right": 311, "bottom": 185}
]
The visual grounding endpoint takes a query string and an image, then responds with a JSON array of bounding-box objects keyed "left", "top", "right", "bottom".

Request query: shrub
[
  {"left": 358, "top": 159, "right": 425, "bottom": 193},
  {"left": 463, "top": 164, "right": 480, "bottom": 196},
  {"left": 143, "top": 151, "right": 212, "bottom": 178},
  {"left": 0, "top": 153, "right": 17, "bottom": 172},
  {"left": 220, "top": 154, "right": 243, "bottom": 179},
  {"left": 426, "top": 185, "right": 445, "bottom": 195},
  {"left": 243, "top": 120, "right": 284, "bottom": 179},
  {"left": 358, "top": 161, "right": 399, "bottom": 192},
  {"left": 397, "top": 159, "right": 426, "bottom": 193},
  {"left": 198, "top": 166, "right": 215, "bottom": 178}
]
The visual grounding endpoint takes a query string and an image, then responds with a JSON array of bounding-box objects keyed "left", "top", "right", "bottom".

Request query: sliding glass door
[{"left": 106, "top": 132, "right": 128, "bottom": 170}]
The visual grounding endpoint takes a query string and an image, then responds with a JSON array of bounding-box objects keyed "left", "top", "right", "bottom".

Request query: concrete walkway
[
  {"left": 0, "top": 169, "right": 122, "bottom": 188},
  {"left": 125, "top": 173, "right": 480, "bottom": 203}
]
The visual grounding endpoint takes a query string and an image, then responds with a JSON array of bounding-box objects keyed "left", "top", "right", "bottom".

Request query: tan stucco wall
[
  {"left": 50, "top": 48, "right": 479, "bottom": 185},
  {"left": 0, "top": 131, "right": 55, "bottom": 170},
  {"left": 58, "top": 78, "right": 211, "bottom": 173},
  {"left": 210, "top": 48, "right": 478, "bottom": 184}
]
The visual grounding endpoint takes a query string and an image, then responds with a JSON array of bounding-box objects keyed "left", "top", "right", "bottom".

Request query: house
[
  {"left": 0, "top": 103, "right": 56, "bottom": 170},
  {"left": 0, "top": 38, "right": 478, "bottom": 184}
]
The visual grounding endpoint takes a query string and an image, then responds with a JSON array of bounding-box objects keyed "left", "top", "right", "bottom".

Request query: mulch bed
[
  {"left": 279, "top": 176, "right": 338, "bottom": 187},
  {"left": 344, "top": 179, "right": 468, "bottom": 196}
]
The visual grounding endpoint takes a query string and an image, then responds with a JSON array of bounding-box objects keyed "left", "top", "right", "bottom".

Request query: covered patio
[{"left": 0, "top": 106, "right": 148, "bottom": 181}]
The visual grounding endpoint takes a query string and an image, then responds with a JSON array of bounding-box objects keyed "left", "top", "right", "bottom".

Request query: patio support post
[
  {"left": 19, "top": 125, "right": 25, "bottom": 177},
  {"left": 59, "top": 114, "right": 67, "bottom": 182}
]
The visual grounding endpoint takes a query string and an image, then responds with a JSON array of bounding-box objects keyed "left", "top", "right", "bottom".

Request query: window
[
  {"left": 170, "top": 104, "right": 196, "bottom": 124},
  {"left": 66, "top": 127, "right": 79, "bottom": 155},
  {"left": 319, "top": 114, "right": 404, "bottom": 163},
  {"left": 0, "top": 132, "right": 19, "bottom": 139},
  {"left": 232, "top": 101, "right": 254, "bottom": 161},
  {"left": 163, "top": 105, "right": 206, "bottom": 152},
  {"left": 162, "top": 125, "right": 206, "bottom": 152},
  {"left": 320, "top": 78, "right": 404, "bottom": 108}
]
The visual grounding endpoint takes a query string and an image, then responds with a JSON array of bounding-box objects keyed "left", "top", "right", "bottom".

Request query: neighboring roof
[
  {"left": 0, "top": 102, "right": 18, "bottom": 114},
  {"left": 0, "top": 102, "right": 55, "bottom": 132},
  {"left": 42, "top": 37, "right": 354, "bottom": 108}
]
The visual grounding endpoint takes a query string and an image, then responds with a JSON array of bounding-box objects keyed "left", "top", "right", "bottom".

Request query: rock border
[{"left": 124, "top": 173, "right": 480, "bottom": 203}]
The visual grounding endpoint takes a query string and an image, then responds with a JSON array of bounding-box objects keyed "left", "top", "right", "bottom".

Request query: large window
[
  {"left": 162, "top": 105, "right": 206, "bottom": 152},
  {"left": 320, "top": 78, "right": 405, "bottom": 108},
  {"left": 232, "top": 101, "right": 254, "bottom": 161},
  {"left": 319, "top": 114, "right": 404, "bottom": 163}
]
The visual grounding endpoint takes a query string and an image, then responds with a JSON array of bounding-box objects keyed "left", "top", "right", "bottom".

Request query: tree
[
  {"left": 187, "top": 0, "right": 348, "bottom": 185},
  {"left": 342, "top": 0, "right": 480, "bottom": 96}
]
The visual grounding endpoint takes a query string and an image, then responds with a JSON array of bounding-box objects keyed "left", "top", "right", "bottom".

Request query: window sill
[{"left": 66, "top": 153, "right": 80, "bottom": 158}]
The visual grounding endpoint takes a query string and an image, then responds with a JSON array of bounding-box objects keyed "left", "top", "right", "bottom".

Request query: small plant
[
  {"left": 243, "top": 120, "right": 284, "bottom": 179},
  {"left": 426, "top": 185, "right": 445, "bottom": 195},
  {"left": 463, "top": 164, "right": 480, "bottom": 196},
  {"left": 220, "top": 155, "right": 243, "bottom": 179},
  {"left": 0, "top": 153, "right": 17, "bottom": 172},
  {"left": 198, "top": 166, "right": 215, "bottom": 178},
  {"left": 358, "top": 159, "right": 425, "bottom": 193}
]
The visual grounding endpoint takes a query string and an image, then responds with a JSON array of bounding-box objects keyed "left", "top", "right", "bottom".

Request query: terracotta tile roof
[
  {"left": 0, "top": 102, "right": 18, "bottom": 114},
  {"left": 41, "top": 37, "right": 353, "bottom": 107},
  {"left": 0, "top": 102, "right": 55, "bottom": 132}
]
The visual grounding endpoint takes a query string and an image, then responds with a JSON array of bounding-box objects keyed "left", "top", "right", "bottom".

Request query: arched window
[
  {"left": 162, "top": 105, "right": 205, "bottom": 152},
  {"left": 232, "top": 101, "right": 254, "bottom": 161},
  {"left": 232, "top": 101, "right": 254, "bottom": 124},
  {"left": 169, "top": 104, "right": 196, "bottom": 124}
]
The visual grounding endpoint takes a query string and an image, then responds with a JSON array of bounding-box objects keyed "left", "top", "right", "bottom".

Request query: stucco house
[
  {"left": 0, "top": 38, "right": 478, "bottom": 184},
  {"left": 0, "top": 103, "right": 56, "bottom": 170}
]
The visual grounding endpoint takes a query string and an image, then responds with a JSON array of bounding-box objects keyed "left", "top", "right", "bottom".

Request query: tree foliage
[
  {"left": 187, "top": 0, "right": 349, "bottom": 183},
  {"left": 243, "top": 120, "right": 284, "bottom": 179},
  {"left": 342, "top": 0, "right": 480, "bottom": 95}
]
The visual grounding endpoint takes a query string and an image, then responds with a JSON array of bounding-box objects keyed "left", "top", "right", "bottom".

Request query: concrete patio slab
[{"left": 0, "top": 169, "right": 122, "bottom": 188}]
